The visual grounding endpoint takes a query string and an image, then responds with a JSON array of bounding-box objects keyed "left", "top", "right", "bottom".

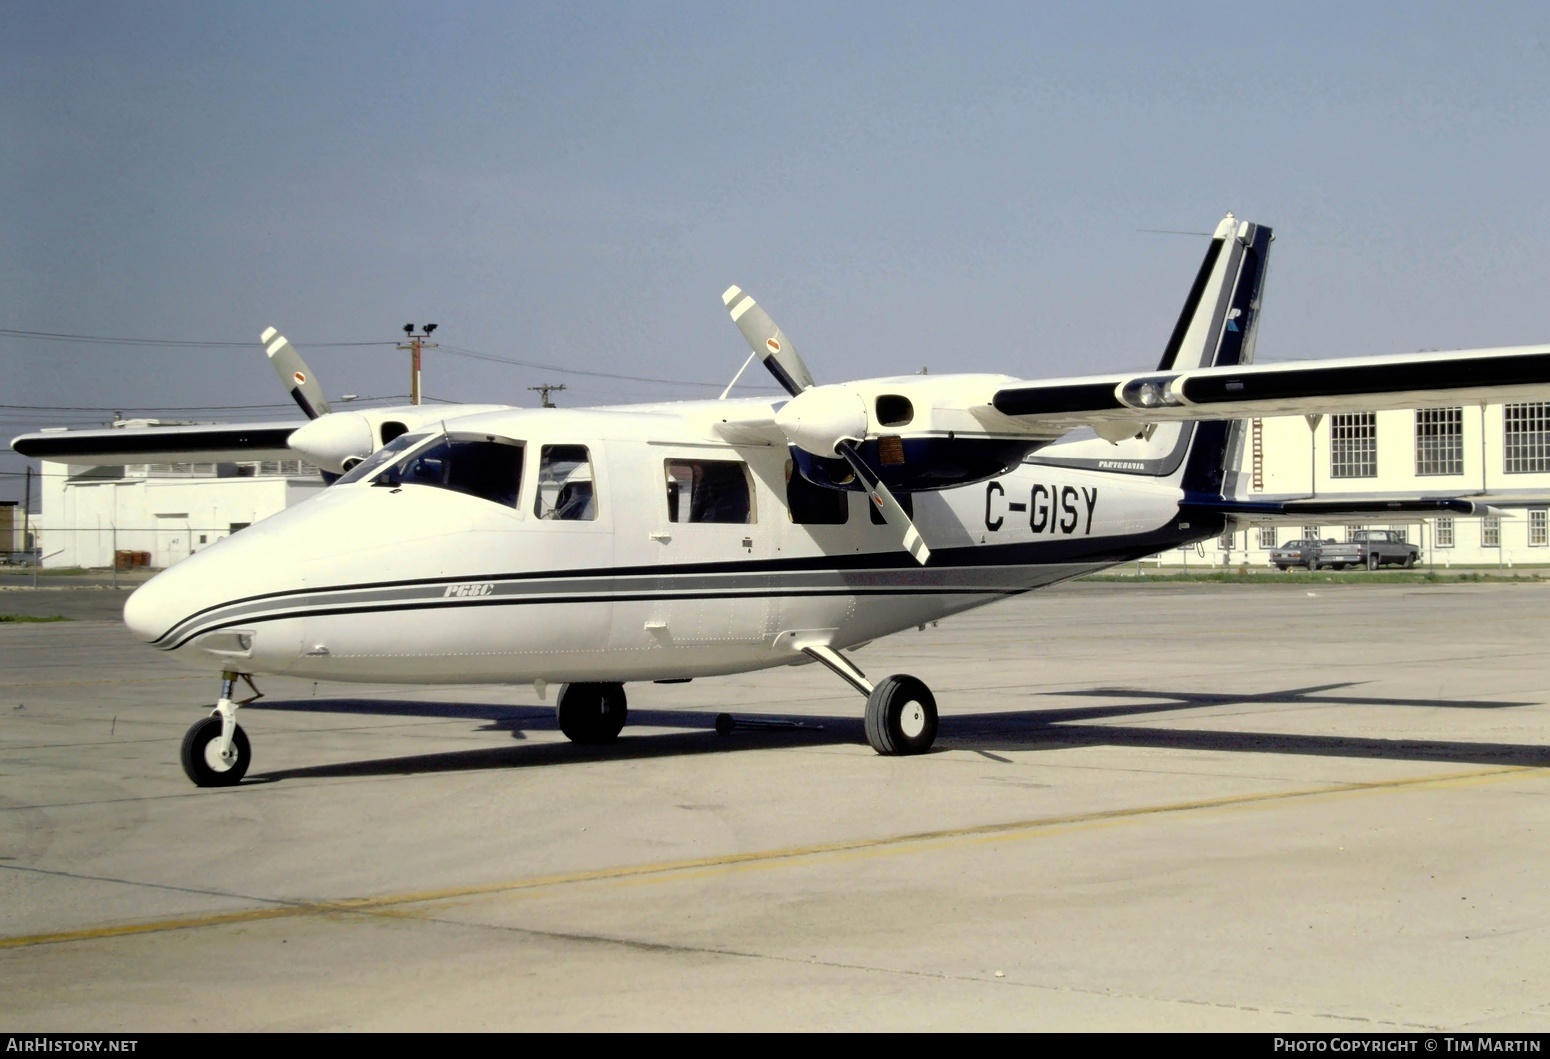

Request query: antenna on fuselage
[{"left": 719, "top": 350, "right": 758, "bottom": 400}]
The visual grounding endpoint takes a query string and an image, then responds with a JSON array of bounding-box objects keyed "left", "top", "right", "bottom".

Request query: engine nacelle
[
  {"left": 792, "top": 436, "right": 1046, "bottom": 493},
  {"left": 287, "top": 412, "right": 375, "bottom": 474}
]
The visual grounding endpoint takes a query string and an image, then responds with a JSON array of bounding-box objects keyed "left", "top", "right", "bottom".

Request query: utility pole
[
  {"left": 398, "top": 323, "right": 439, "bottom": 405},
  {"left": 22, "top": 466, "right": 31, "bottom": 554},
  {"left": 528, "top": 383, "right": 566, "bottom": 409}
]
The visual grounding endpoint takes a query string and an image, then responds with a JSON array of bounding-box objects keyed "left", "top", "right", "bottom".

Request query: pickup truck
[{"left": 1313, "top": 530, "right": 1420, "bottom": 571}]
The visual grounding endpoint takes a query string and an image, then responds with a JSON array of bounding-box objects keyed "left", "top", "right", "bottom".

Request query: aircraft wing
[
  {"left": 991, "top": 344, "right": 1550, "bottom": 432},
  {"left": 11, "top": 422, "right": 302, "bottom": 465}
]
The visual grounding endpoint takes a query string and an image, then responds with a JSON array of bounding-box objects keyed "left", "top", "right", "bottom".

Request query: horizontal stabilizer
[{"left": 1192, "top": 495, "right": 1506, "bottom": 521}]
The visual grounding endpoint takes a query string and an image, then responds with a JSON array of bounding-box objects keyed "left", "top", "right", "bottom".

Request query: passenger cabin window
[
  {"left": 344, "top": 431, "right": 524, "bottom": 508},
  {"left": 785, "top": 460, "right": 848, "bottom": 525},
  {"left": 665, "top": 459, "right": 753, "bottom": 524},
  {"left": 535, "top": 445, "right": 596, "bottom": 520}
]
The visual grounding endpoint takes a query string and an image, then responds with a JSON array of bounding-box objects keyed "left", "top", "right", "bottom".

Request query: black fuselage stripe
[
  {"left": 161, "top": 585, "right": 1037, "bottom": 651},
  {"left": 145, "top": 529, "right": 1181, "bottom": 645}
]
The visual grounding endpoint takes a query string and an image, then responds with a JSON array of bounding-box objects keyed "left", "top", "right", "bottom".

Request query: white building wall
[
  {"left": 39, "top": 462, "right": 325, "bottom": 568},
  {"left": 1184, "top": 403, "right": 1550, "bottom": 568}
]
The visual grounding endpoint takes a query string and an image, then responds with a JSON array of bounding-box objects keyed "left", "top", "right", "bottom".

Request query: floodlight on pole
[{"left": 396, "top": 324, "right": 440, "bottom": 406}]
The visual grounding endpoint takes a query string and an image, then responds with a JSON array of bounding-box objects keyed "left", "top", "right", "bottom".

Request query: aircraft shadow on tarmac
[{"left": 240, "top": 679, "right": 1550, "bottom": 783}]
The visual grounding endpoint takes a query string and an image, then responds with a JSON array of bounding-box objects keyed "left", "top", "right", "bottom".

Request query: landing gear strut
[
  {"left": 801, "top": 644, "right": 939, "bottom": 756},
  {"left": 180, "top": 670, "right": 261, "bottom": 787},
  {"left": 556, "top": 682, "right": 628, "bottom": 744}
]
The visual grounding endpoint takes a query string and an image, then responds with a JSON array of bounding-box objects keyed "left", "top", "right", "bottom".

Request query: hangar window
[
  {"left": 665, "top": 459, "right": 753, "bottom": 523},
  {"left": 1435, "top": 518, "right": 1454, "bottom": 548},
  {"left": 785, "top": 460, "right": 849, "bottom": 525},
  {"left": 535, "top": 445, "right": 596, "bottom": 521},
  {"left": 1258, "top": 526, "right": 1278, "bottom": 549},
  {"left": 347, "top": 431, "right": 525, "bottom": 508},
  {"left": 1483, "top": 517, "right": 1501, "bottom": 548},
  {"left": 1531, "top": 509, "right": 1548, "bottom": 547},
  {"left": 1504, "top": 403, "right": 1550, "bottom": 474},
  {"left": 1415, "top": 407, "right": 1464, "bottom": 476},
  {"left": 1330, "top": 413, "right": 1377, "bottom": 478}
]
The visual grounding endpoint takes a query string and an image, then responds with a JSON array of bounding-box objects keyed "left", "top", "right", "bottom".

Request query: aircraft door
[{"left": 629, "top": 450, "right": 774, "bottom": 649}]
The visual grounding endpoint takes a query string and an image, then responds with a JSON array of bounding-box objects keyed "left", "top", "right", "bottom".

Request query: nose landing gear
[{"left": 180, "top": 670, "right": 262, "bottom": 787}]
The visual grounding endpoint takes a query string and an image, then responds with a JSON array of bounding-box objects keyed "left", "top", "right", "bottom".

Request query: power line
[
  {"left": 3, "top": 329, "right": 779, "bottom": 391},
  {"left": 0, "top": 329, "right": 390, "bottom": 349},
  {"left": 0, "top": 396, "right": 405, "bottom": 414},
  {"left": 439, "top": 344, "right": 778, "bottom": 391}
]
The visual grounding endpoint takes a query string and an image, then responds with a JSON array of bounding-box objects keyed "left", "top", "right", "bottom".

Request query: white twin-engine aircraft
[{"left": 16, "top": 214, "right": 1550, "bottom": 787}]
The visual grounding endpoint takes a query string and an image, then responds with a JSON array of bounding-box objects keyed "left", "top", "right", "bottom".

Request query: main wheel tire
[
  {"left": 556, "top": 682, "right": 627, "bottom": 744},
  {"left": 1367, "top": 552, "right": 1381, "bottom": 571},
  {"left": 864, "top": 675, "right": 938, "bottom": 756},
  {"left": 180, "top": 715, "right": 251, "bottom": 787}
]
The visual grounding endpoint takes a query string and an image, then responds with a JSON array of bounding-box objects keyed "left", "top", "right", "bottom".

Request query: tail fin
[
  {"left": 1028, "top": 213, "right": 1273, "bottom": 482},
  {"left": 1175, "top": 215, "right": 1272, "bottom": 495}
]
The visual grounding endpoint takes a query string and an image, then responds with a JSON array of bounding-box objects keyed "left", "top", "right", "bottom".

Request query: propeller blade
[
  {"left": 835, "top": 440, "right": 931, "bottom": 565},
  {"left": 721, "top": 286, "right": 816, "bottom": 397},
  {"left": 262, "top": 327, "right": 332, "bottom": 420}
]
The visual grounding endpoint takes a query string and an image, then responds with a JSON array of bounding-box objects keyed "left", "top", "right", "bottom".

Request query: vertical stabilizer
[{"left": 1030, "top": 214, "right": 1273, "bottom": 484}]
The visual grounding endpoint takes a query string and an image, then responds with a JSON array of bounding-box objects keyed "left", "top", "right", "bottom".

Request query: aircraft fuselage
[{"left": 122, "top": 404, "right": 1208, "bottom": 685}]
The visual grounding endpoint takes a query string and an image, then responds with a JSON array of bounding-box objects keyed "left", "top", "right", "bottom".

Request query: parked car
[
  {"left": 1314, "top": 529, "right": 1420, "bottom": 571},
  {"left": 1268, "top": 539, "right": 1323, "bottom": 571}
]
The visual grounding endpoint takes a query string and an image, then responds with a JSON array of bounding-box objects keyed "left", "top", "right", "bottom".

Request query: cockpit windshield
[
  {"left": 339, "top": 431, "right": 525, "bottom": 508},
  {"left": 335, "top": 431, "right": 435, "bottom": 486}
]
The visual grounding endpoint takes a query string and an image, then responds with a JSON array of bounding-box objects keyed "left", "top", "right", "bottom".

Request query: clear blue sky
[{"left": 6, "top": 1, "right": 1550, "bottom": 502}]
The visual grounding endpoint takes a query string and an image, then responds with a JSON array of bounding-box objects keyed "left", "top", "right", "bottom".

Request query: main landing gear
[
  {"left": 555, "top": 682, "right": 628, "bottom": 744},
  {"left": 181, "top": 670, "right": 262, "bottom": 787},
  {"left": 802, "top": 644, "right": 938, "bottom": 755}
]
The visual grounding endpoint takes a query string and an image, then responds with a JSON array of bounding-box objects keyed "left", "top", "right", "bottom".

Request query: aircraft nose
[{"left": 123, "top": 566, "right": 191, "bottom": 644}]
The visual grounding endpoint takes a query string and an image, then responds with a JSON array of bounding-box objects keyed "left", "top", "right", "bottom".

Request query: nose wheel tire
[
  {"left": 180, "top": 715, "right": 251, "bottom": 787},
  {"left": 864, "top": 674, "right": 938, "bottom": 756},
  {"left": 556, "top": 682, "right": 628, "bottom": 744}
]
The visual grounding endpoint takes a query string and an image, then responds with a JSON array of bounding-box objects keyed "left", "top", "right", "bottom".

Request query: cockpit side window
[
  {"left": 535, "top": 445, "right": 596, "bottom": 520},
  {"left": 352, "top": 432, "right": 525, "bottom": 508},
  {"left": 665, "top": 459, "right": 754, "bottom": 524}
]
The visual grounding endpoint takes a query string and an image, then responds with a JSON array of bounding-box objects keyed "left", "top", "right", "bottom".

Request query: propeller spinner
[{"left": 721, "top": 287, "right": 931, "bottom": 564}]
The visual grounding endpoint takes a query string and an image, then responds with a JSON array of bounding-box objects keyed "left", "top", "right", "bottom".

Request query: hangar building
[
  {"left": 1210, "top": 402, "right": 1550, "bottom": 568},
  {"left": 38, "top": 457, "right": 323, "bottom": 569}
]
